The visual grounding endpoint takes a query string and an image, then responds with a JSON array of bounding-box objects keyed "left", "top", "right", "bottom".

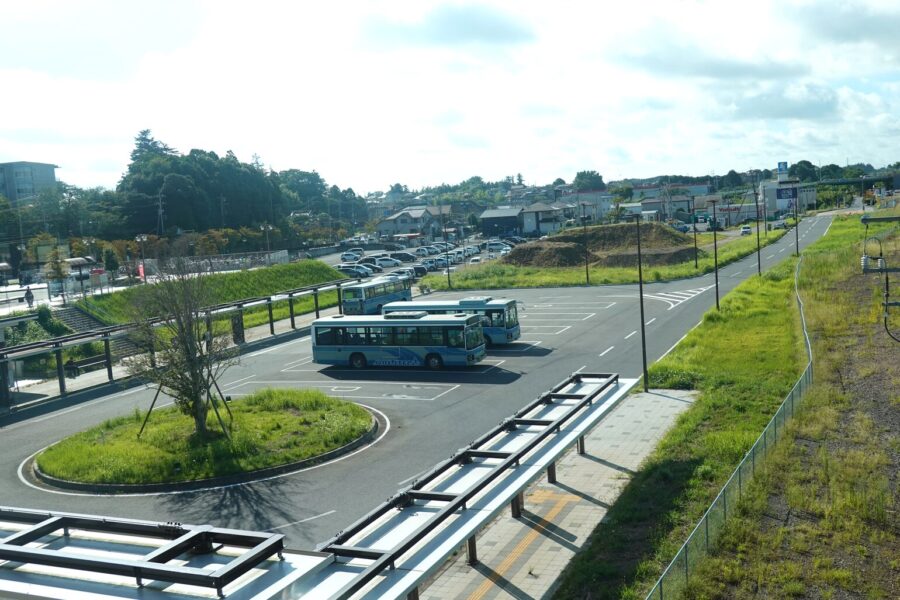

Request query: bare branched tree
[{"left": 127, "top": 256, "right": 237, "bottom": 437}]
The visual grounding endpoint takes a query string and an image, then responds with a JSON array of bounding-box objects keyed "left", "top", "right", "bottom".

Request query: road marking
[
  {"left": 598, "top": 346, "right": 614, "bottom": 357},
  {"left": 645, "top": 318, "right": 656, "bottom": 325},
  {"left": 266, "top": 510, "right": 336, "bottom": 531},
  {"left": 246, "top": 336, "right": 308, "bottom": 358},
  {"left": 778, "top": 248, "right": 786, "bottom": 253},
  {"left": 491, "top": 341, "right": 543, "bottom": 354},
  {"left": 625, "top": 331, "right": 637, "bottom": 339},
  {"left": 574, "top": 365, "right": 586, "bottom": 374},
  {"left": 730, "top": 271, "right": 742, "bottom": 277},
  {"left": 523, "top": 325, "right": 571, "bottom": 335},
  {"left": 3, "top": 384, "right": 152, "bottom": 431},
  {"left": 582, "top": 312, "right": 596, "bottom": 320},
  {"left": 660, "top": 333, "right": 688, "bottom": 360},
  {"left": 282, "top": 356, "right": 312, "bottom": 368},
  {"left": 766, "top": 254, "right": 775, "bottom": 259},
  {"left": 16, "top": 404, "right": 392, "bottom": 498}
]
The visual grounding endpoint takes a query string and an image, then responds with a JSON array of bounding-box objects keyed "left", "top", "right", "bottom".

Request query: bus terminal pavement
[{"left": 421, "top": 388, "right": 695, "bottom": 600}]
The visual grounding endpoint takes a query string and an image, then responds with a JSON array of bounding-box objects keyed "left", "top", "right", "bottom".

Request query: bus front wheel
[
  {"left": 425, "top": 354, "right": 443, "bottom": 370},
  {"left": 350, "top": 353, "right": 367, "bottom": 369}
]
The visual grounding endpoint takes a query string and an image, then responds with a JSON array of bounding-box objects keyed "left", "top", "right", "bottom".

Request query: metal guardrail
[
  {"left": 0, "top": 506, "right": 284, "bottom": 596},
  {"left": 289, "top": 372, "right": 636, "bottom": 599},
  {"left": 644, "top": 255, "right": 815, "bottom": 600}
]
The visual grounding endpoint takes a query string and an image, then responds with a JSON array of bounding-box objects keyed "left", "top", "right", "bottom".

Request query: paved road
[{"left": 0, "top": 217, "right": 832, "bottom": 549}]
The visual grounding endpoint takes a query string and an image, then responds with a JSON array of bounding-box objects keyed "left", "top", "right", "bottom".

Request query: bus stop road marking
[{"left": 234, "top": 380, "right": 459, "bottom": 402}]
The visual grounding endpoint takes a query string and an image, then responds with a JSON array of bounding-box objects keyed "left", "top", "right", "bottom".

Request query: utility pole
[
  {"left": 220, "top": 196, "right": 226, "bottom": 229},
  {"left": 754, "top": 178, "right": 761, "bottom": 275},
  {"left": 157, "top": 187, "right": 166, "bottom": 236},
  {"left": 709, "top": 199, "right": 720, "bottom": 311},
  {"left": 581, "top": 203, "right": 590, "bottom": 285}
]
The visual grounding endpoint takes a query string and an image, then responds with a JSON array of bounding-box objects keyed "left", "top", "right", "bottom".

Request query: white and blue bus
[
  {"left": 341, "top": 276, "right": 412, "bottom": 315},
  {"left": 382, "top": 296, "right": 520, "bottom": 345},
  {"left": 311, "top": 312, "right": 486, "bottom": 369}
]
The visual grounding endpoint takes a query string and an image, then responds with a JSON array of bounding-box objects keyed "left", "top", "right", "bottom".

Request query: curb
[{"left": 30, "top": 409, "right": 382, "bottom": 495}]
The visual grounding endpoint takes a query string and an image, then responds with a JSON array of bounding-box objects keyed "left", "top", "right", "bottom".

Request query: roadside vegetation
[
  {"left": 677, "top": 212, "right": 899, "bottom": 599},
  {"left": 554, "top": 258, "right": 804, "bottom": 599},
  {"left": 35, "top": 388, "right": 372, "bottom": 484},
  {"left": 553, "top": 211, "right": 898, "bottom": 599},
  {"left": 423, "top": 223, "right": 787, "bottom": 290},
  {"left": 77, "top": 260, "right": 344, "bottom": 326}
]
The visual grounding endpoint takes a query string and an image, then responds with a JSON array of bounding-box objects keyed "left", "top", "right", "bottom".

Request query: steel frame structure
[{"left": 0, "top": 507, "right": 284, "bottom": 597}]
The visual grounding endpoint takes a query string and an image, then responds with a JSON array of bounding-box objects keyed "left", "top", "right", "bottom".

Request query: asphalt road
[{"left": 0, "top": 216, "right": 832, "bottom": 549}]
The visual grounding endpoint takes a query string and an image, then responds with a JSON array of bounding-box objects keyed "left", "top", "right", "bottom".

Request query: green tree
[
  {"left": 127, "top": 258, "right": 237, "bottom": 438},
  {"left": 722, "top": 169, "right": 744, "bottom": 188},
  {"left": 819, "top": 164, "right": 843, "bottom": 180},
  {"left": 788, "top": 160, "right": 818, "bottom": 182},
  {"left": 516, "top": 173, "right": 524, "bottom": 185},
  {"left": 103, "top": 248, "right": 120, "bottom": 274},
  {"left": 43, "top": 247, "right": 70, "bottom": 305},
  {"left": 553, "top": 178, "right": 566, "bottom": 186},
  {"left": 573, "top": 170, "right": 606, "bottom": 191}
]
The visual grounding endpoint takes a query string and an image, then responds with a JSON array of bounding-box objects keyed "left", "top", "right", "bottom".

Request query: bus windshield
[
  {"left": 506, "top": 304, "right": 519, "bottom": 328},
  {"left": 465, "top": 325, "right": 484, "bottom": 349}
]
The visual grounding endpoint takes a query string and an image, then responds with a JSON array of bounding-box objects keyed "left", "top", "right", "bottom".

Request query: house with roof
[
  {"left": 479, "top": 207, "right": 523, "bottom": 237},
  {"left": 522, "top": 202, "right": 564, "bottom": 236},
  {"left": 375, "top": 207, "right": 439, "bottom": 239}
]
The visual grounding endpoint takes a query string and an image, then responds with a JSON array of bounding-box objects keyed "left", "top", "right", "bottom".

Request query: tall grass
[{"left": 36, "top": 388, "right": 371, "bottom": 484}]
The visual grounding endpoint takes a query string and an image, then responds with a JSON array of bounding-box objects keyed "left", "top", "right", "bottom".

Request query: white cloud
[{"left": 0, "top": 0, "right": 898, "bottom": 193}]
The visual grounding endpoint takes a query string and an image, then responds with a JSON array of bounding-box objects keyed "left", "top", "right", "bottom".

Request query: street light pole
[
  {"left": 630, "top": 214, "right": 650, "bottom": 392},
  {"left": 753, "top": 182, "right": 761, "bottom": 276},
  {"left": 582, "top": 203, "right": 590, "bottom": 285},
  {"left": 709, "top": 199, "right": 720, "bottom": 310},
  {"left": 135, "top": 234, "right": 148, "bottom": 283},
  {"left": 794, "top": 196, "right": 800, "bottom": 257},
  {"left": 260, "top": 224, "right": 273, "bottom": 265},
  {"left": 691, "top": 197, "right": 698, "bottom": 269}
]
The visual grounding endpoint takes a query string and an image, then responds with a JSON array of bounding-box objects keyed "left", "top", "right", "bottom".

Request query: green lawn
[
  {"left": 36, "top": 388, "right": 372, "bottom": 484},
  {"left": 78, "top": 260, "right": 344, "bottom": 325}
]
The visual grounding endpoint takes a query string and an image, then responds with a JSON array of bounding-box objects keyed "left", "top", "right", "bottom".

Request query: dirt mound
[
  {"left": 504, "top": 242, "right": 595, "bottom": 267},
  {"left": 502, "top": 223, "right": 701, "bottom": 268}
]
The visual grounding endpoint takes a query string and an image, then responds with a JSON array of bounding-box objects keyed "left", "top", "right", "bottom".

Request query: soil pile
[{"left": 502, "top": 222, "right": 704, "bottom": 268}]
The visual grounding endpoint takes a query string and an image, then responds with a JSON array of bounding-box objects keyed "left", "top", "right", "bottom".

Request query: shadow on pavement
[{"left": 317, "top": 366, "right": 522, "bottom": 385}]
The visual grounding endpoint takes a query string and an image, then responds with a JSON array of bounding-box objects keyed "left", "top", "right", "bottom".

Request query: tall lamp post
[
  {"left": 581, "top": 203, "right": 590, "bottom": 285},
  {"left": 708, "top": 199, "right": 720, "bottom": 310},
  {"left": 135, "top": 234, "right": 148, "bottom": 283},
  {"left": 628, "top": 214, "right": 650, "bottom": 392},
  {"left": 753, "top": 184, "right": 762, "bottom": 276},
  {"left": 793, "top": 196, "right": 800, "bottom": 257},
  {"left": 690, "top": 197, "right": 698, "bottom": 269},
  {"left": 260, "top": 224, "right": 273, "bottom": 266}
]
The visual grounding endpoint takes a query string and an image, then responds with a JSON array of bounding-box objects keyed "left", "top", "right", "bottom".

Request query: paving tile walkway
[{"left": 421, "top": 389, "right": 696, "bottom": 600}]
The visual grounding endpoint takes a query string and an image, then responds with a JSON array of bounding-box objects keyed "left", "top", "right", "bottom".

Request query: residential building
[
  {"left": 375, "top": 207, "right": 439, "bottom": 239},
  {"left": 0, "top": 161, "right": 58, "bottom": 204},
  {"left": 522, "top": 202, "right": 563, "bottom": 236},
  {"left": 479, "top": 207, "right": 523, "bottom": 237}
]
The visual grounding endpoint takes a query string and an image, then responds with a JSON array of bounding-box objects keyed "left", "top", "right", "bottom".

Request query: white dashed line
[
  {"left": 624, "top": 331, "right": 637, "bottom": 340},
  {"left": 266, "top": 510, "right": 336, "bottom": 531},
  {"left": 598, "top": 346, "right": 614, "bottom": 357},
  {"left": 645, "top": 318, "right": 656, "bottom": 325}
]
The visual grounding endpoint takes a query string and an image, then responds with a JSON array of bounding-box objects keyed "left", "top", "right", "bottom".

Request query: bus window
[
  {"left": 488, "top": 310, "right": 504, "bottom": 327},
  {"left": 345, "top": 327, "right": 367, "bottom": 345},
  {"left": 446, "top": 327, "right": 464, "bottom": 348},
  {"left": 394, "top": 326, "right": 417, "bottom": 345},
  {"left": 368, "top": 326, "right": 393, "bottom": 346},
  {"left": 418, "top": 327, "right": 443, "bottom": 346},
  {"left": 506, "top": 304, "right": 519, "bottom": 327},
  {"left": 344, "top": 289, "right": 363, "bottom": 300},
  {"left": 465, "top": 325, "right": 485, "bottom": 349},
  {"left": 316, "top": 327, "right": 343, "bottom": 345}
]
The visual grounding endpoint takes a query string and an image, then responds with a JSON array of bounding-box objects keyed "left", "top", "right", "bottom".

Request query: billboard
[
  {"left": 777, "top": 161, "right": 788, "bottom": 174},
  {"left": 776, "top": 187, "right": 798, "bottom": 200}
]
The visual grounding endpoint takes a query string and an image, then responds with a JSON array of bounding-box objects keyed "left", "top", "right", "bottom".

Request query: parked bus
[
  {"left": 381, "top": 296, "right": 520, "bottom": 345},
  {"left": 341, "top": 276, "right": 412, "bottom": 314},
  {"left": 311, "top": 312, "right": 486, "bottom": 369}
]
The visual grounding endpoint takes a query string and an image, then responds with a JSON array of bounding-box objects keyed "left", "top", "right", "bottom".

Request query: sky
[{"left": 1, "top": 0, "right": 899, "bottom": 194}]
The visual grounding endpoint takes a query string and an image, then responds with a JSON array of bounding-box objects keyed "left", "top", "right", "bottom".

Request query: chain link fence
[{"left": 645, "top": 256, "right": 814, "bottom": 600}]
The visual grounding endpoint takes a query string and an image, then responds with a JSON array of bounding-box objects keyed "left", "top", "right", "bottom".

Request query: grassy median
[{"left": 36, "top": 388, "right": 371, "bottom": 485}]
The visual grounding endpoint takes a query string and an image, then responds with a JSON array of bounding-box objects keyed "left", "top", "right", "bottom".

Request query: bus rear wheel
[
  {"left": 350, "top": 353, "right": 367, "bottom": 369},
  {"left": 425, "top": 354, "right": 443, "bottom": 370}
]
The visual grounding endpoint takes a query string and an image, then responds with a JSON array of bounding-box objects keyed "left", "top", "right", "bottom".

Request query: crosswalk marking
[{"left": 643, "top": 285, "right": 714, "bottom": 310}]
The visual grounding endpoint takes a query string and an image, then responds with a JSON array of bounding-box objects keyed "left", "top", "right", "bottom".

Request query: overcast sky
[{"left": 2, "top": 0, "right": 899, "bottom": 193}]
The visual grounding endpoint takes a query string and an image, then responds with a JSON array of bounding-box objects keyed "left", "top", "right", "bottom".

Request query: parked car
[
  {"left": 773, "top": 220, "right": 787, "bottom": 229},
  {"left": 338, "top": 265, "right": 368, "bottom": 278},
  {"left": 349, "top": 247, "right": 365, "bottom": 256},
  {"left": 340, "top": 251, "right": 360, "bottom": 262},
  {"left": 740, "top": 225, "right": 752, "bottom": 235},
  {"left": 469, "top": 256, "right": 482, "bottom": 265},
  {"left": 409, "top": 264, "right": 428, "bottom": 277},
  {"left": 390, "top": 252, "right": 417, "bottom": 262},
  {"left": 355, "top": 259, "right": 383, "bottom": 272},
  {"left": 422, "top": 258, "right": 437, "bottom": 270},
  {"left": 415, "top": 247, "right": 430, "bottom": 257},
  {"left": 375, "top": 257, "right": 401, "bottom": 268}
]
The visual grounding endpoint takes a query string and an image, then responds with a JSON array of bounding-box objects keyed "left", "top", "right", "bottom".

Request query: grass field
[
  {"left": 676, "top": 211, "right": 899, "bottom": 599},
  {"left": 553, "top": 258, "right": 805, "bottom": 599},
  {"left": 78, "top": 260, "right": 344, "bottom": 325},
  {"left": 422, "top": 228, "right": 787, "bottom": 291},
  {"left": 35, "top": 388, "right": 372, "bottom": 484}
]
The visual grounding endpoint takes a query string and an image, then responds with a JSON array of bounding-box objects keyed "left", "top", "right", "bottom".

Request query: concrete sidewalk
[{"left": 421, "top": 389, "right": 696, "bottom": 600}]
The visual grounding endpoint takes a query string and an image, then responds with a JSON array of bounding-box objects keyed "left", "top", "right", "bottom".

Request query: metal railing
[{"left": 645, "top": 255, "right": 814, "bottom": 600}]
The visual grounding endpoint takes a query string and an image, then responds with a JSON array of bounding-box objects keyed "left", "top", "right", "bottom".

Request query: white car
[
  {"left": 740, "top": 225, "right": 752, "bottom": 235},
  {"left": 375, "top": 257, "right": 401, "bottom": 267},
  {"left": 469, "top": 256, "right": 482, "bottom": 264},
  {"left": 340, "top": 252, "right": 360, "bottom": 262}
]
